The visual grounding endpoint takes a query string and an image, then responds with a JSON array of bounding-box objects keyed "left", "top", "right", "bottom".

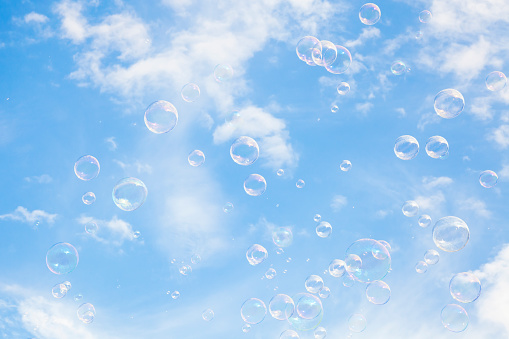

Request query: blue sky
[{"left": 1, "top": 0, "right": 509, "bottom": 338}]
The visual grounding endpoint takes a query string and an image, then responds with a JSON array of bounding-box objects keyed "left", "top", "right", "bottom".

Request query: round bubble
[
  {"left": 188, "top": 150, "right": 205, "bottom": 167},
  {"left": 325, "top": 45, "right": 352, "bottom": 74},
  {"left": 265, "top": 268, "right": 277, "bottom": 279},
  {"left": 449, "top": 272, "right": 481, "bottom": 303},
  {"left": 244, "top": 174, "right": 267, "bottom": 196},
  {"left": 314, "top": 326, "right": 326, "bottom": 339},
  {"left": 74, "top": 155, "right": 100, "bottom": 181},
  {"left": 171, "top": 291, "right": 180, "bottom": 299},
  {"left": 391, "top": 60, "right": 406, "bottom": 75},
  {"left": 479, "top": 170, "right": 498, "bottom": 188},
  {"left": 214, "top": 64, "right": 233, "bottom": 82},
  {"left": 434, "top": 89, "right": 465, "bottom": 119},
  {"left": 343, "top": 274, "right": 355, "bottom": 287},
  {"left": 296, "top": 179, "right": 305, "bottom": 188},
  {"left": 402, "top": 200, "right": 419, "bottom": 217},
  {"left": 46, "top": 243, "right": 79, "bottom": 275},
  {"left": 77, "top": 303, "right": 96, "bottom": 324},
  {"left": 241, "top": 298, "right": 266, "bottom": 324},
  {"left": 273, "top": 227, "right": 293, "bottom": 247},
  {"left": 394, "top": 135, "right": 419, "bottom": 160},
  {"left": 181, "top": 83, "right": 200, "bottom": 102},
  {"left": 280, "top": 329, "right": 299, "bottom": 339},
  {"left": 269, "top": 294, "right": 295, "bottom": 321},
  {"left": 366, "top": 280, "right": 390, "bottom": 305},
  {"left": 337, "top": 82, "right": 350, "bottom": 95},
  {"left": 202, "top": 308, "right": 214, "bottom": 321},
  {"left": 314, "top": 214, "right": 321, "bottom": 222},
  {"left": 230, "top": 136, "right": 259, "bottom": 166},
  {"left": 345, "top": 254, "right": 362, "bottom": 274},
  {"left": 311, "top": 40, "right": 337, "bottom": 67},
  {"left": 191, "top": 254, "right": 201, "bottom": 264},
  {"left": 316, "top": 221, "right": 332, "bottom": 238},
  {"left": 242, "top": 323, "right": 251, "bottom": 332},
  {"left": 179, "top": 265, "right": 192, "bottom": 275},
  {"left": 85, "top": 221, "right": 98, "bottom": 234},
  {"left": 359, "top": 3, "right": 381, "bottom": 25},
  {"left": 144, "top": 100, "right": 178, "bottom": 134},
  {"left": 305, "top": 275, "right": 324, "bottom": 294},
  {"left": 133, "top": 230, "right": 141, "bottom": 239},
  {"left": 288, "top": 293, "right": 323, "bottom": 330},
  {"left": 277, "top": 169, "right": 284, "bottom": 176},
  {"left": 340, "top": 160, "right": 352, "bottom": 172},
  {"left": 486, "top": 71, "right": 507, "bottom": 91},
  {"left": 331, "top": 104, "right": 339, "bottom": 113},
  {"left": 348, "top": 313, "right": 367, "bottom": 332},
  {"left": 415, "top": 30, "right": 423, "bottom": 39},
  {"left": 419, "top": 10, "right": 432, "bottom": 23},
  {"left": 345, "top": 239, "right": 391, "bottom": 282},
  {"left": 296, "top": 36, "right": 320, "bottom": 65},
  {"left": 52, "top": 283, "right": 68, "bottom": 299},
  {"left": 223, "top": 202, "right": 234, "bottom": 213},
  {"left": 433, "top": 216, "right": 469, "bottom": 252},
  {"left": 246, "top": 244, "right": 268, "bottom": 265},
  {"left": 82, "top": 192, "right": 96, "bottom": 205},
  {"left": 415, "top": 261, "right": 428, "bottom": 273},
  {"left": 112, "top": 177, "right": 148, "bottom": 211},
  {"left": 418, "top": 215, "right": 432, "bottom": 228},
  {"left": 318, "top": 286, "right": 330, "bottom": 299},
  {"left": 425, "top": 136, "right": 449, "bottom": 158},
  {"left": 424, "top": 249, "right": 440, "bottom": 265},
  {"left": 441, "top": 304, "right": 469, "bottom": 332},
  {"left": 329, "top": 259, "right": 346, "bottom": 278}
]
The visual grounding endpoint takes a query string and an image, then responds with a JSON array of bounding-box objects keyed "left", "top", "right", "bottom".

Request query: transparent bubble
[
  {"left": 63, "top": 281, "right": 71, "bottom": 290},
  {"left": 346, "top": 239, "right": 391, "bottom": 282},
  {"left": 179, "top": 265, "right": 192, "bottom": 275},
  {"left": 77, "top": 303, "right": 96, "bottom": 324},
  {"left": 171, "top": 291, "right": 180, "bottom": 299},
  {"left": 244, "top": 174, "right": 267, "bottom": 196},
  {"left": 241, "top": 298, "right": 266, "bottom": 324},
  {"left": 314, "top": 214, "right": 321, "bottom": 222},
  {"left": 425, "top": 136, "right": 449, "bottom": 158},
  {"left": 441, "top": 304, "right": 469, "bottom": 332},
  {"left": 329, "top": 259, "right": 346, "bottom": 277},
  {"left": 311, "top": 40, "right": 337, "bottom": 67},
  {"left": 391, "top": 60, "right": 406, "bottom": 75},
  {"left": 296, "top": 36, "right": 320, "bottom": 65},
  {"left": 479, "top": 170, "right": 498, "bottom": 188},
  {"left": 394, "top": 135, "right": 419, "bottom": 160},
  {"left": 85, "top": 221, "right": 98, "bottom": 234},
  {"left": 318, "top": 286, "right": 330, "bottom": 299},
  {"left": 202, "top": 308, "right": 214, "bottom": 321},
  {"left": 112, "top": 177, "right": 148, "bottom": 211},
  {"left": 288, "top": 293, "right": 323, "bottom": 330},
  {"left": 214, "top": 64, "right": 233, "bottom": 82},
  {"left": 246, "top": 244, "right": 268, "bottom": 265},
  {"left": 144, "top": 100, "right": 178, "bottom": 134},
  {"left": 337, "top": 82, "right": 350, "bottom": 95},
  {"left": 74, "top": 294, "right": 83, "bottom": 301},
  {"left": 296, "top": 179, "right": 305, "bottom": 188},
  {"left": 345, "top": 254, "right": 362, "bottom": 274},
  {"left": 74, "top": 155, "right": 100, "bottom": 181},
  {"left": 188, "top": 150, "right": 205, "bottom": 167},
  {"left": 276, "top": 247, "right": 284, "bottom": 255},
  {"left": 269, "top": 294, "right": 295, "bottom": 321},
  {"left": 419, "top": 10, "right": 432, "bottom": 23},
  {"left": 273, "top": 227, "right": 293, "bottom": 247},
  {"left": 82, "top": 192, "right": 96, "bottom": 205},
  {"left": 305, "top": 275, "right": 324, "bottom": 294},
  {"left": 316, "top": 221, "right": 332, "bottom": 238},
  {"left": 433, "top": 216, "right": 469, "bottom": 252},
  {"left": 359, "top": 3, "right": 381, "bottom": 25},
  {"left": 415, "top": 261, "right": 428, "bottom": 273},
  {"left": 325, "top": 45, "right": 352, "bottom": 74},
  {"left": 424, "top": 249, "right": 440, "bottom": 265},
  {"left": 265, "top": 268, "right": 277, "bottom": 280},
  {"left": 52, "top": 283, "right": 68, "bottom": 299},
  {"left": 378, "top": 240, "right": 391, "bottom": 252},
  {"left": 242, "top": 324, "right": 251, "bottom": 333},
  {"left": 402, "top": 200, "right": 419, "bottom": 217},
  {"left": 276, "top": 169, "right": 284, "bottom": 177},
  {"left": 181, "top": 83, "right": 200, "bottom": 102},
  {"left": 486, "top": 71, "right": 507, "bottom": 91},
  {"left": 434, "top": 89, "right": 465, "bottom": 119},
  {"left": 366, "top": 280, "right": 391, "bottom": 305},
  {"left": 223, "top": 202, "right": 234, "bottom": 213},
  {"left": 415, "top": 30, "right": 423, "bottom": 39},
  {"left": 46, "top": 243, "right": 79, "bottom": 275},
  {"left": 348, "top": 313, "right": 367, "bottom": 332},
  {"left": 231, "top": 136, "right": 259, "bottom": 166},
  {"left": 450, "top": 272, "right": 481, "bottom": 303},
  {"left": 314, "top": 326, "right": 327, "bottom": 339},
  {"left": 343, "top": 274, "right": 355, "bottom": 287},
  {"left": 340, "top": 160, "right": 352, "bottom": 172},
  {"left": 331, "top": 104, "right": 339, "bottom": 113},
  {"left": 191, "top": 254, "right": 201, "bottom": 264},
  {"left": 418, "top": 215, "right": 432, "bottom": 228},
  {"left": 280, "top": 329, "right": 300, "bottom": 339},
  {"left": 133, "top": 230, "right": 141, "bottom": 239}
]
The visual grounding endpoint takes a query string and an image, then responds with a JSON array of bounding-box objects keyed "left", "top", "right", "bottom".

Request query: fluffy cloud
[
  {"left": 24, "top": 174, "right": 53, "bottom": 184},
  {"left": 76, "top": 215, "right": 135, "bottom": 246},
  {"left": 0, "top": 206, "right": 57, "bottom": 225},
  {"left": 330, "top": 194, "right": 347, "bottom": 212}
]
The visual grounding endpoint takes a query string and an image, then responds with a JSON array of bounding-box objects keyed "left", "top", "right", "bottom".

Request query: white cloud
[
  {"left": 395, "top": 107, "right": 406, "bottom": 117},
  {"left": 345, "top": 27, "right": 380, "bottom": 49},
  {"left": 77, "top": 215, "right": 135, "bottom": 246},
  {"left": 54, "top": 1, "right": 89, "bottom": 43},
  {"left": 0, "top": 206, "right": 57, "bottom": 225},
  {"left": 470, "top": 97, "right": 494, "bottom": 121},
  {"left": 499, "top": 164, "right": 509, "bottom": 181},
  {"left": 330, "top": 194, "right": 347, "bottom": 212},
  {"left": 24, "top": 12, "right": 49, "bottom": 24},
  {"left": 375, "top": 209, "right": 392, "bottom": 219},
  {"left": 487, "top": 124, "right": 509, "bottom": 148},
  {"left": 24, "top": 174, "right": 53, "bottom": 184},
  {"left": 112, "top": 159, "right": 152, "bottom": 174},
  {"left": 105, "top": 136, "right": 117, "bottom": 150},
  {"left": 458, "top": 197, "right": 491, "bottom": 218},
  {"left": 422, "top": 176, "right": 453, "bottom": 189},
  {"left": 355, "top": 102, "right": 373, "bottom": 114},
  {"left": 417, "top": 112, "right": 441, "bottom": 131},
  {"left": 414, "top": 192, "right": 446, "bottom": 214}
]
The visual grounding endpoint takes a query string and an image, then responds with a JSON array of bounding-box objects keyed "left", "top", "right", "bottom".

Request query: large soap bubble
[
  {"left": 46, "top": 242, "right": 79, "bottom": 275},
  {"left": 288, "top": 293, "right": 323, "bottom": 331},
  {"left": 112, "top": 177, "right": 148, "bottom": 211},
  {"left": 144, "top": 100, "right": 178, "bottom": 134},
  {"left": 246, "top": 244, "right": 268, "bottom": 265},
  {"left": 441, "top": 304, "right": 468, "bottom": 332},
  {"left": 345, "top": 239, "right": 391, "bottom": 283},
  {"left": 241, "top": 298, "right": 266, "bottom": 324},
  {"left": 316, "top": 221, "right": 332, "bottom": 238},
  {"left": 244, "top": 174, "right": 266, "bottom": 196},
  {"left": 359, "top": 3, "right": 381, "bottom": 25},
  {"left": 394, "top": 135, "right": 419, "bottom": 160},
  {"left": 433, "top": 216, "right": 469, "bottom": 252},
  {"left": 434, "top": 89, "right": 464, "bottom": 119},
  {"left": 230, "top": 136, "right": 259, "bottom": 165},
  {"left": 74, "top": 155, "right": 100, "bottom": 181},
  {"left": 269, "top": 294, "right": 294, "bottom": 320},
  {"left": 325, "top": 45, "right": 352, "bottom": 74},
  {"left": 449, "top": 272, "right": 481, "bottom": 303}
]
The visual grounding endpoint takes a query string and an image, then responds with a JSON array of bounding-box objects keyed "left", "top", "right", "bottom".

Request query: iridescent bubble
[
  {"left": 214, "top": 64, "right": 233, "bottom": 82},
  {"left": 424, "top": 249, "right": 440, "bottom": 265},
  {"left": 434, "top": 89, "right": 465, "bottom": 119},
  {"left": 112, "top": 177, "right": 148, "bottom": 211},
  {"left": 246, "top": 244, "right": 268, "bottom": 265},
  {"left": 343, "top": 274, "right": 355, "bottom": 287},
  {"left": 46, "top": 243, "right": 79, "bottom": 275},
  {"left": 179, "top": 265, "right": 192, "bottom": 275},
  {"left": 311, "top": 40, "right": 337, "bottom": 67},
  {"left": 188, "top": 150, "right": 205, "bottom": 167},
  {"left": 340, "top": 160, "right": 352, "bottom": 172},
  {"left": 265, "top": 268, "right": 277, "bottom": 279},
  {"left": 77, "top": 303, "right": 96, "bottom": 324},
  {"left": 85, "top": 221, "right": 98, "bottom": 234},
  {"left": 316, "top": 221, "right": 332, "bottom": 238},
  {"left": 296, "top": 179, "right": 305, "bottom": 188},
  {"left": 288, "top": 293, "right": 323, "bottom": 330},
  {"left": 244, "top": 174, "right": 267, "bottom": 196},
  {"left": 359, "top": 3, "right": 381, "bottom": 25},
  {"left": 144, "top": 100, "right": 178, "bottom": 134},
  {"left": 394, "top": 135, "right": 419, "bottom": 160},
  {"left": 82, "top": 192, "right": 96, "bottom": 205},
  {"left": 425, "top": 136, "right": 449, "bottom": 159},
  {"left": 269, "top": 294, "right": 294, "bottom": 321},
  {"left": 52, "top": 283, "right": 68, "bottom": 299},
  {"left": 230, "top": 136, "right": 259, "bottom": 166},
  {"left": 366, "top": 280, "right": 390, "bottom": 305},
  {"left": 450, "top": 272, "right": 481, "bottom": 303},
  {"left": 331, "top": 104, "right": 339, "bottom": 113},
  {"left": 419, "top": 10, "right": 432, "bottom": 23},
  {"left": 479, "top": 170, "right": 498, "bottom": 188},
  {"left": 296, "top": 36, "right": 320, "bottom": 65},
  {"left": 191, "top": 254, "right": 201, "bottom": 264},
  {"left": 171, "top": 291, "right": 180, "bottom": 299},
  {"left": 441, "top": 304, "right": 469, "bottom": 332},
  {"left": 345, "top": 254, "right": 362, "bottom": 274},
  {"left": 242, "top": 324, "right": 251, "bottom": 333},
  {"left": 337, "top": 82, "right": 350, "bottom": 95},
  {"left": 314, "top": 214, "right": 321, "bottom": 222},
  {"left": 325, "top": 45, "right": 352, "bottom": 74},
  {"left": 415, "top": 261, "right": 428, "bottom": 273},
  {"left": 433, "top": 216, "right": 469, "bottom": 252},
  {"left": 318, "top": 286, "right": 330, "bottom": 299},
  {"left": 418, "top": 215, "right": 432, "bottom": 228},
  {"left": 273, "top": 227, "right": 293, "bottom": 247},
  {"left": 223, "top": 202, "right": 234, "bottom": 213},
  {"left": 74, "top": 155, "right": 100, "bottom": 181},
  {"left": 402, "top": 200, "right": 419, "bottom": 217},
  {"left": 348, "top": 313, "right": 367, "bottom": 332},
  {"left": 181, "top": 83, "right": 200, "bottom": 102},
  {"left": 314, "top": 326, "right": 327, "bottom": 339},
  {"left": 329, "top": 259, "right": 346, "bottom": 278},
  {"left": 486, "top": 71, "right": 507, "bottom": 91},
  {"left": 133, "top": 230, "right": 141, "bottom": 239},
  {"left": 241, "top": 298, "right": 267, "bottom": 324},
  {"left": 280, "top": 329, "right": 300, "bottom": 339},
  {"left": 391, "top": 60, "right": 406, "bottom": 75},
  {"left": 305, "top": 275, "right": 324, "bottom": 294},
  {"left": 346, "top": 239, "right": 391, "bottom": 282},
  {"left": 378, "top": 240, "right": 391, "bottom": 252},
  {"left": 202, "top": 308, "right": 214, "bottom": 321}
]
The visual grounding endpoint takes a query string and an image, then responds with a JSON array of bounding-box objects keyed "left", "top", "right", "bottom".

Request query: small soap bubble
[
  {"left": 179, "top": 265, "right": 192, "bottom": 275},
  {"left": 486, "top": 71, "right": 507, "bottom": 91},
  {"left": 348, "top": 313, "right": 367, "bottom": 332},
  {"left": 366, "top": 280, "right": 391, "bottom": 305},
  {"left": 419, "top": 10, "right": 432, "bottom": 23},
  {"left": 424, "top": 249, "right": 440, "bottom": 265},
  {"left": 191, "top": 254, "right": 201, "bottom": 264},
  {"left": 241, "top": 298, "right": 267, "bottom": 324},
  {"left": 318, "top": 286, "right": 330, "bottom": 299},
  {"left": 296, "top": 36, "right": 320, "bottom": 65},
  {"left": 82, "top": 192, "right": 96, "bottom": 205},
  {"left": 52, "top": 283, "right": 68, "bottom": 299},
  {"left": 214, "top": 64, "right": 233, "bottom": 82},
  {"left": 316, "top": 221, "right": 332, "bottom": 238},
  {"left": 415, "top": 261, "right": 428, "bottom": 273},
  {"left": 434, "top": 89, "right": 465, "bottom": 119},
  {"left": 391, "top": 60, "right": 406, "bottom": 75},
  {"left": 329, "top": 259, "right": 346, "bottom": 278},
  {"left": 296, "top": 179, "right": 305, "bottom": 188},
  {"left": 433, "top": 216, "right": 469, "bottom": 252},
  {"left": 85, "top": 221, "right": 98, "bottom": 235},
  {"left": 394, "top": 135, "right": 419, "bottom": 160},
  {"left": 244, "top": 174, "right": 267, "bottom": 196},
  {"left": 418, "top": 215, "right": 432, "bottom": 228},
  {"left": 144, "top": 100, "right": 178, "bottom": 134},
  {"left": 415, "top": 30, "right": 423, "bottom": 39},
  {"left": 402, "top": 200, "right": 419, "bottom": 217},
  {"left": 479, "top": 170, "right": 498, "bottom": 188},
  {"left": 359, "top": 3, "right": 381, "bottom": 25},
  {"left": 181, "top": 83, "right": 200, "bottom": 102},
  {"left": 314, "top": 327, "right": 326, "bottom": 339},
  {"left": 280, "top": 329, "right": 300, "bottom": 339},
  {"left": 231, "top": 136, "right": 259, "bottom": 165},
  {"left": 188, "top": 150, "right": 205, "bottom": 167},
  {"left": 337, "top": 82, "right": 350, "bottom": 95},
  {"left": 449, "top": 272, "right": 481, "bottom": 303},
  {"left": 265, "top": 268, "right": 277, "bottom": 279},
  {"left": 202, "top": 308, "right": 214, "bottom": 321},
  {"left": 246, "top": 244, "right": 268, "bottom": 265},
  {"left": 74, "top": 294, "right": 83, "bottom": 301},
  {"left": 325, "top": 45, "right": 352, "bottom": 74},
  {"left": 441, "top": 304, "right": 469, "bottom": 332},
  {"left": 286, "top": 257, "right": 292, "bottom": 263},
  {"left": 314, "top": 214, "right": 321, "bottom": 222},
  {"left": 112, "top": 177, "right": 148, "bottom": 211},
  {"left": 340, "top": 160, "right": 352, "bottom": 172},
  {"left": 425, "top": 136, "right": 449, "bottom": 158},
  {"left": 242, "top": 323, "right": 251, "bottom": 332},
  {"left": 77, "top": 303, "right": 96, "bottom": 324},
  {"left": 171, "top": 291, "right": 180, "bottom": 299},
  {"left": 133, "top": 231, "right": 141, "bottom": 238},
  {"left": 223, "top": 202, "right": 234, "bottom": 213},
  {"left": 273, "top": 227, "right": 293, "bottom": 247},
  {"left": 305, "top": 275, "right": 324, "bottom": 294},
  {"left": 277, "top": 169, "right": 284, "bottom": 176},
  {"left": 331, "top": 104, "right": 339, "bottom": 113},
  {"left": 74, "top": 155, "right": 100, "bottom": 181},
  {"left": 46, "top": 243, "right": 79, "bottom": 275}
]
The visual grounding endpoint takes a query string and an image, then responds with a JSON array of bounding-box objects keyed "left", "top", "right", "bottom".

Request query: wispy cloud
[
  {"left": 422, "top": 176, "right": 453, "bottom": 189},
  {"left": 105, "top": 136, "right": 117, "bottom": 151},
  {"left": 0, "top": 206, "right": 57, "bottom": 225},
  {"left": 330, "top": 194, "right": 347, "bottom": 212},
  {"left": 487, "top": 124, "right": 509, "bottom": 148},
  {"left": 24, "top": 12, "right": 49, "bottom": 24},
  {"left": 77, "top": 215, "right": 135, "bottom": 246},
  {"left": 24, "top": 174, "right": 53, "bottom": 184}
]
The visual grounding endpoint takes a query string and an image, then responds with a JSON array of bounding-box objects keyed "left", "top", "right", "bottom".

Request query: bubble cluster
[
  {"left": 246, "top": 244, "right": 268, "bottom": 265},
  {"left": 394, "top": 135, "right": 419, "bottom": 160},
  {"left": 244, "top": 174, "right": 267, "bottom": 196},
  {"left": 337, "top": 82, "right": 350, "bottom": 95},
  {"left": 214, "top": 64, "right": 233, "bottom": 82},
  {"left": 188, "top": 150, "right": 205, "bottom": 166},
  {"left": 366, "top": 280, "right": 391, "bottom": 305},
  {"left": 485, "top": 71, "right": 507, "bottom": 91},
  {"left": 441, "top": 304, "right": 468, "bottom": 332},
  {"left": 273, "top": 227, "right": 293, "bottom": 247},
  {"left": 425, "top": 136, "right": 449, "bottom": 159},
  {"left": 305, "top": 275, "right": 324, "bottom": 293},
  {"left": 82, "top": 192, "right": 96, "bottom": 205},
  {"left": 434, "top": 89, "right": 465, "bottom": 119},
  {"left": 144, "top": 100, "right": 178, "bottom": 134},
  {"left": 433, "top": 216, "right": 469, "bottom": 252},
  {"left": 359, "top": 3, "right": 381, "bottom": 25},
  {"left": 449, "top": 272, "right": 481, "bottom": 303},
  {"left": 316, "top": 221, "right": 332, "bottom": 238},
  {"left": 77, "top": 303, "right": 96, "bottom": 324},
  {"left": 391, "top": 60, "right": 406, "bottom": 75},
  {"left": 269, "top": 294, "right": 294, "bottom": 320},
  {"left": 230, "top": 136, "right": 259, "bottom": 166},
  {"left": 112, "top": 177, "right": 148, "bottom": 211},
  {"left": 479, "top": 170, "right": 498, "bottom": 188},
  {"left": 74, "top": 155, "right": 100, "bottom": 181},
  {"left": 46, "top": 243, "right": 79, "bottom": 275},
  {"left": 419, "top": 10, "right": 432, "bottom": 23},
  {"left": 402, "top": 200, "right": 419, "bottom": 217},
  {"left": 241, "top": 298, "right": 266, "bottom": 324},
  {"left": 340, "top": 160, "right": 352, "bottom": 172},
  {"left": 181, "top": 83, "right": 200, "bottom": 102},
  {"left": 311, "top": 40, "right": 337, "bottom": 67}
]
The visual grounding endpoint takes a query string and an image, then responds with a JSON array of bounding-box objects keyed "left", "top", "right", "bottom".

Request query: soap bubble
[
  {"left": 394, "top": 135, "right": 419, "bottom": 160},
  {"left": 311, "top": 40, "right": 337, "bottom": 67},
  {"left": 179, "top": 265, "right": 192, "bottom": 275},
  {"left": 223, "top": 202, "right": 234, "bottom": 213},
  {"left": 202, "top": 309, "right": 214, "bottom": 321},
  {"left": 288, "top": 293, "right": 323, "bottom": 330},
  {"left": 415, "top": 30, "right": 423, "bottom": 39},
  {"left": 318, "top": 286, "right": 330, "bottom": 299},
  {"left": 273, "top": 227, "right": 293, "bottom": 247},
  {"left": 486, "top": 71, "right": 507, "bottom": 91},
  {"left": 441, "top": 304, "right": 468, "bottom": 332},
  {"left": 325, "top": 45, "right": 352, "bottom": 74},
  {"left": 418, "top": 215, "right": 432, "bottom": 228},
  {"left": 345, "top": 254, "right": 362, "bottom": 274},
  {"left": 85, "top": 221, "right": 98, "bottom": 234},
  {"left": 425, "top": 136, "right": 449, "bottom": 158},
  {"left": 424, "top": 249, "right": 440, "bottom": 265},
  {"left": 214, "top": 64, "right": 233, "bottom": 82},
  {"left": 144, "top": 100, "right": 178, "bottom": 134},
  {"left": 359, "top": 3, "right": 381, "bottom": 25},
  {"left": 246, "top": 244, "right": 268, "bottom": 265},
  {"left": 230, "top": 136, "right": 259, "bottom": 166},
  {"left": 181, "top": 83, "right": 200, "bottom": 102},
  {"left": 316, "top": 221, "right": 332, "bottom": 238},
  {"left": 77, "top": 303, "right": 96, "bottom": 324},
  {"left": 46, "top": 243, "right": 79, "bottom": 275},
  {"left": 314, "top": 327, "right": 327, "bottom": 339},
  {"left": 391, "top": 60, "right": 406, "bottom": 75},
  {"left": 314, "top": 214, "right": 321, "bottom": 222},
  {"left": 269, "top": 294, "right": 294, "bottom": 320},
  {"left": 242, "top": 324, "right": 251, "bottom": 333},
  {"left": 112, "top": 177, "right": 148, "bottom": 211},
  {"left": 188, "top": 150, "right": 205, "bottom": 166},
  {"left": 331, "top": 104, "right": 339, "bottom": 113},
  {"left": 345, "top": 239, "right": 391, "bottom": 282},
  {"left": 74, "top": 294, "right": 83, "bottom": 301},
  {"left": 366, "top": 280, "right": 390, "bottom": 305},
  {"left": 191, "top": 254, "right": 201, "bottom": 264},
  {"left": 419, "top": 10, "right": 432, "bottom": 23},
  {"left": 265, "top": 268, "right": 277, "bottom": 279},
  {"left": 52, "top": 283, "right": 68, "bottom": 298},
  {"left": 171, "top": 291, "right": 180, "bottom": 299},
  {"left": 280, "top": 330, "right": 299, "bottom": 339},
  {"left": 133, "top": 231, "right": 141, "bottom": 238},
  {"left": 277, "top": 169, "right": 284, "bottom": 176},
  {"left": 415, "top": 261, "right": 428, "bottom": 273},
  {"left": 305, "top": 275, "right": 324, "bottom": 293},
  {"left": 402, "top": 200, "right": 419, "bottom": 217},
  {"left": 82, "top": 192, "right": 96, "bottom": 205},
  {"left": 479, "top": 170, "right": 498, "bottom": 188},
  {"left": 296, "top": 179, "right": 305, "bottom": 188},
  {"left": 340, "top": 160, "right": 352, "bottom": 172},
  {"left": 244, "top": 174, "right": 267, "bottom": 196},
  {"left": 449, "top": 272, "right": 481, "bottom": 303},
  {"left": 329, "top": 259, "right": 346, "bottom": 277},
  {"left": 337, "top": 82, "right": 350, "bottom": 95},
  {"left": 74, "top": 155, "right": 100, "bottom": 181},
  {"left": 348, "top": 313, "right": 367, "bottom": 332},
  {"left": 241, "top": 298, "right": 266, "bottom": 324},
  {"left": 434, "top": 89, "right": 465, "bottom": 119},
  {"left": 296, "top": 36, "right": 320, "bottom": 65},
  {"left": 433, "top": 216, "right": 469, "bottom": 252}
]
